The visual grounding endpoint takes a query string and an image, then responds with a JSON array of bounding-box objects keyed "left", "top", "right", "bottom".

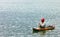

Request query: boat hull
[{"left": 33, "top": 25, "right": 55, "bottom": 32}]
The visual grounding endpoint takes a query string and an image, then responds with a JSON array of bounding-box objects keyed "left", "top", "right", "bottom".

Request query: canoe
[{"left": 33, "top": 25, "right": 55, "bottom": 32}]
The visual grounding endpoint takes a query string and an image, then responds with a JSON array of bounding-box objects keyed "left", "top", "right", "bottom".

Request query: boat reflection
[{"left": 32, "top": 30, "right": 53, "bottom": 35}]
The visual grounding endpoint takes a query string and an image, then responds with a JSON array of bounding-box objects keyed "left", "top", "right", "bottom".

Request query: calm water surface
[{"left": 0, "top": 0, "right": 60, "bottom": 37}]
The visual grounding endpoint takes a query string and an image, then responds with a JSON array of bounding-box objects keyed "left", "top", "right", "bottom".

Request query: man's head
[{"left": 41, "top": 18, "right": 45, "bottom": 23}]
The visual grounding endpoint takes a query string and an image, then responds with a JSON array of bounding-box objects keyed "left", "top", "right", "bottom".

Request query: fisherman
[{"left": 39, "top": 18, "right": 46, "bottom": 28}]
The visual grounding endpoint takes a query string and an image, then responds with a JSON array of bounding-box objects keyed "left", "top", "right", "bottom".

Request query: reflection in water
[
  {"left": 39, "top": 31, "right": 46, "bottom": 35},
  {"left": 33, "top": 30, "right": 46, "bottom": 33},
  {"left": 32, "top": 30, "right": 56, "bottom": 37},
  {"left": 32, "top": 30, "right": 47, "bottom": 37},
  {"left": 32, "top": 30, "right": 52, "bottom": 35}
]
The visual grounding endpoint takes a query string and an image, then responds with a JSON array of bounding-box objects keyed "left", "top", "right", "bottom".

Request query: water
[{"left": 0, "top": 0, "right": 60, "bottom": 37}]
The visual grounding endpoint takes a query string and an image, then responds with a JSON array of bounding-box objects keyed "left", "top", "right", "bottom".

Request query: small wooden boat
[{"left": 33, "top": 25, "right": 55, "bottom": 32}]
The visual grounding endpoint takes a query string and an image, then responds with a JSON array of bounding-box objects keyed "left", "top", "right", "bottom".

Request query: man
[{"left": 39, "top": 18, "right": 46, "bottom": 28}]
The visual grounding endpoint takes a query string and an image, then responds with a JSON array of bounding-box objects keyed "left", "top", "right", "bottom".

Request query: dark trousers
[{"left": 39, "top": 25, "right": 46, "bottom": 28}]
